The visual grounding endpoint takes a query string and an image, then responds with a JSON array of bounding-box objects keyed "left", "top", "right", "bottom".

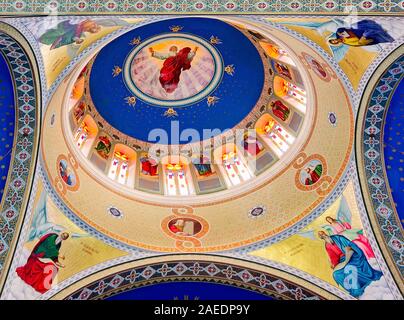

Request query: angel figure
[
  {"left": 37, "top": 18, "right": 130, "bottom": 60},
  {"left": 298, "top": 195, "right": 375, "bottom": 260},
  {"left": 297, "top": 195, "right": 382, "bottom": 297},
  {"left": 279, "top": 19, "right": 395, "bottom": 63},
  {"left": 16, "top": 192, "right": 87, "bottom": 294},
  {"left": 317, "top": 230, "right": 382, "bottom": 297}
]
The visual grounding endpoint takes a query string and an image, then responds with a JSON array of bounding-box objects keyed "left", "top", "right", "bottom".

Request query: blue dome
[{"left": 89, "top": 17, "right": 265, "bottom": 144}]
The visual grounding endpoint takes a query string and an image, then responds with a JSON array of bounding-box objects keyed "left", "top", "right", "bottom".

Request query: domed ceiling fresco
[
  {"left": 89, "top": 18, "right": 265, "bottom": 143},
  {"left": 0, "top": 3, "right": 403, "bottom": 303}
]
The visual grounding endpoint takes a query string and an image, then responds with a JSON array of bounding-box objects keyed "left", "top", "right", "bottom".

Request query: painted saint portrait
[
  {"left": 310, "top": 59, "right": 327, "bottom": 78},
  {"left": 300, "top": 159, "right": 323, "bottom": 186},
  {"left": 192, "top": 156, "right": 213, "bottom": 177},
  {"left": 243, "top": 134, "right": 264, "bottom": 156},
  {"left": 16, "top": 232, "right": 70, "bottom": 294},
  {"left": 58, "top": 159, "right": 76, "bottom": 187},
  {"left": 168, "top": 218, "right": 202, "bottom": 237},
  {"left": 39, "top": 19, "right": 102, "bottom": 50},
  {"left": 328, "top": 19, "right": 394, "bottom": 48},
  {"left": 317, "top": 231, "right": 382, "bottom": 297},
  {"left": 140, "top": 155, "right": 159, "bottom": 176},
  {"left": 273, "top": 61, "right": 292, "bottom": 80},
  {"left": 271, "top": 100, "right": 290, "bottom": 121},
  {"left": 296, "top": 195, "right": 384, "bottom": 298},
  {"left": 94, "top": 135, "right": 112, "bottom": 159},
  {"left": 130, "top": 37, "right": 216, "bottom": 101},
  {"left": 72, "top": 101, "right": 85, "bottom": 122}
]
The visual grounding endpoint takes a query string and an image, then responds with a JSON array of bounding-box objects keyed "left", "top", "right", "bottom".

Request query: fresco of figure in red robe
[
  {"left": 140, "top": 155, "right": 159, "bottom": 176},
  {"left": 271, "top": 100, "right": 290, "bottom": 121},
  {"left": 149, "top": 46, "right": 198, "bottom": 93},
  {"left": 168, "top": 218, "right": 202, "bottom": 237},
  {"left": 16, "top": 232, "right": 69, "bottom": 294}
]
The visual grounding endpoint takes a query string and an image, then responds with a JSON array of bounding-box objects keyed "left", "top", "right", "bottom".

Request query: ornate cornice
[{"left": 0, "top": 1, "right": 402, "bottom": 15}]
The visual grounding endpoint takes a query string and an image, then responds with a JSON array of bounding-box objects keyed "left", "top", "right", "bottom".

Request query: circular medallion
[
  {"left": 298, "top": 159, "right": 324, "bottom": 187},
  {"left": 328, "top": 112, "right": 337, "bottom": 126},
  {"left": 124, "top": 33, "right": 223, "bottom": 107},
  {"left": 248, "top": 205, "right": 267, "bottom": 218}
]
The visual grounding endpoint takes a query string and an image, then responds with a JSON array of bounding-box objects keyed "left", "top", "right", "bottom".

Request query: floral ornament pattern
[
  {"left": 248, "top": 205, "right": 267, "bottom": 219},
  {"left": 0, "top": 1, "right": 402, "bottom": 14},
  {"left": 360, "top": 55, "right": 404, "bottom": 273},
  {"left": 0, "top": 32, "right": 38, "bottom": 276},
  {"left": 107, "top": 206, "right": 124, "bottom": 219},
  {"left": 64, "top": 261, "right": 326, "bottom": 300}
]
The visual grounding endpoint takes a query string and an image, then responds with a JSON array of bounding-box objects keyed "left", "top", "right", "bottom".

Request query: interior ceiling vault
[{"left": 0, "top": 4, "right": 402, "bottom": 301}]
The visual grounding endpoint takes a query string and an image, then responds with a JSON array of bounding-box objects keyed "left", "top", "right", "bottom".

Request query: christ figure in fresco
[
  {"left": 16, "top": 232, "right": 69, "bottom": 294},
  {"left": 149, "top": 45, "right": 198, "bottom": 93}
]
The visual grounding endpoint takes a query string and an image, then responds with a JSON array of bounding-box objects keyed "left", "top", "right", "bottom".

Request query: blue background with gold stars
[
  {"left": 106, "top": 281, "right": 272, "bottom": 300},
  {"left": 0, "top": 52, "right": 15, "bottom": 204},
  {"left": 90, "top": 17, "right": 264, "bottom": 144},
  {"left": 383, "top": 77, "right": 403, "bottom": 227}
]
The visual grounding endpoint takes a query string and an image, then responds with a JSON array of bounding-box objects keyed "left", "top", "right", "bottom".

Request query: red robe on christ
[{"left": 159, "top": 47, "right": 192, "bottom": 93}]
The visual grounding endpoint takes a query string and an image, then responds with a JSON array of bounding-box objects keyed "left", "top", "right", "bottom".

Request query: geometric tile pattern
[
  {"left": 0, "top": 1, "right": 403, "bottom": 14},
  {"left": 63, "top": 261, "right": 326, "bottom": 300},
  {"left": 0, "top": 32, "right": 38, "bottom": 278},
  {"left": 361, "top": 55, "right": 404, "bottom": 276}
]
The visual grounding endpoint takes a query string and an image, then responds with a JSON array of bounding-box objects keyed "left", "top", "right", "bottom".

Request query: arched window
[
  {"left": 162, "top": 156, "right": 194, "bottom": 196},
  {"left": 107, "top": 145, "right": 136, "bottom": 187},
  {"left": 215, "top": 144, "right": 253, "bottom": 187},
  {"left": 274, "top": 76, "right": 306, "bottom": 114},
  {"left": 73, "top": 115, "right": 98, "bottom": 157},
  {"left": 259, "top": 42, "right": 295, "bottom": 66},
  {"left": 256, "top": 114, "right": 296, "bottom": 158}
]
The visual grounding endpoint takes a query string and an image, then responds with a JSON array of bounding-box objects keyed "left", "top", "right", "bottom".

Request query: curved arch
[
  {"left": 0, "top": 22, "right": 42, "bottom": 292},
  {"left": 355, "top": 46, "right": 404, "bottom": 294},
  {"left": 50, "top": 255, "right": 339, "bottom": 300}
]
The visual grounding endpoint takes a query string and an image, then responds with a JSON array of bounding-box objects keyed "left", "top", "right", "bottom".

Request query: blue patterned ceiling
[
  {"left": 383, "top": 76, "right": 404, "bottom": 227},
  {"left": 0, "top": 52, "right": 15, "bottom": 203},
  {"left": 89, "top": 17, "right": 265, "bottom": 144},
  {"left": 106, "top": 281, "right": 273, "bottom": 300}
]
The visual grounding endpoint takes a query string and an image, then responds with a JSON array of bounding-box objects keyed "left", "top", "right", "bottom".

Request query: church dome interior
[
  {"left": 0, "top": 3, "right": 402, "bottom": 304},
  {"left": 64, "top": 17, "right": 314, "bottom": 200}
]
